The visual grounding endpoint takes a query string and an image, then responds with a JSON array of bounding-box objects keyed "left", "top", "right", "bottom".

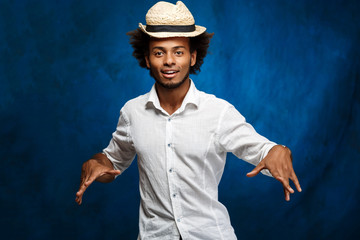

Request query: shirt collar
[{"left": 146, "top": 79, "right": 200, "bottom": 113}]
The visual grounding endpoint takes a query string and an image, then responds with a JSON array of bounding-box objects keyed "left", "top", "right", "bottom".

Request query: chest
[{"left": 129, "top": 108, "right": 220, "bottom": 161}]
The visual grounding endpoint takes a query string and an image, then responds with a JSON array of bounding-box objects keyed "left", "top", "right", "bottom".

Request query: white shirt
[{"left": 103, "top": 80, "right": 276, "bottom": 240}]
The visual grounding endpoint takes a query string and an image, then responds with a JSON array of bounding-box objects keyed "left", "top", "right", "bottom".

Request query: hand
[
  {"left": 246, "top": 145, "right": 302, "bottom": 201},
  {"left": 75, "top": 155, "right": 121, "bottom": 205}
]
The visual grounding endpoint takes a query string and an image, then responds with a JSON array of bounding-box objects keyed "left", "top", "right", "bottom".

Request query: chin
[
  {"left": 156, "top": 78, "right": 186, "bottom": 89},
  {"left": 150, "top": 67, "right": 190, "bottom": 90}
]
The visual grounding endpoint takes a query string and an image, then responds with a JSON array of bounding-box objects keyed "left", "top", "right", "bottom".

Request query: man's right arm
[{"left": 75, "top": 153, "right": 121, "bottom": 205}]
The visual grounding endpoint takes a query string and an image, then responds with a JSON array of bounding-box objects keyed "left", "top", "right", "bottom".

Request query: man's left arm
[
  {"left": 217, "top": 105, "right": 301, "bottom": 201},
  {"left": 246, "top": 145, "right": 302, "bottom": 201}
]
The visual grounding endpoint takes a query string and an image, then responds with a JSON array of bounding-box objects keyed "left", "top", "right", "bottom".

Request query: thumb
[
  {"left": 104, "top": 169, "right": 121, "bottom": 176},
  {"left": 246, "top": 162, "right": 264, "bottom": 177}
]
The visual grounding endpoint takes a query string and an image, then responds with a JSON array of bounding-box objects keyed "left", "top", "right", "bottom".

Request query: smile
[{"left": 161, "top": 70, "right": 179, "bottom": 78}]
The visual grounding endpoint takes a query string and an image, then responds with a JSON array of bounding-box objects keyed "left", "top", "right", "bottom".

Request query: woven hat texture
[{"left": 139, "top": 1, "right": 206, "bottom": 38}]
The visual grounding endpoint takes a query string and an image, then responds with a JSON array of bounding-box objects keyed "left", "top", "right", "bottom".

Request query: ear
[
  {"left": 145, "top": 55, "right": 150, "bottom": 69},
  {"left": 190, "top": 50, "right": 197, "bottom": 67}
]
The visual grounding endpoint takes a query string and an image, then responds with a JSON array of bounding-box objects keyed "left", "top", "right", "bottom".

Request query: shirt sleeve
[
  {"left": 103, "top": 108, "right": 136, "bottom": 173},
  {"left": 216, "top": 105, "right": 277, "bottom": 176}
]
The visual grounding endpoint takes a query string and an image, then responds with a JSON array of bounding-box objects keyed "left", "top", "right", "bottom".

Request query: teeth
[{"left": 163, "top": 71, "right": 176, "bottom": 74}]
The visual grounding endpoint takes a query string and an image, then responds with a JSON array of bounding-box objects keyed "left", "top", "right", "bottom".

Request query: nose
[{"left": 164, "top": 53, "right": 175, "bottom": 66}]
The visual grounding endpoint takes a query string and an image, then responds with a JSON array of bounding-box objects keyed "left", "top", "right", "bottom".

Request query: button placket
[
  {"left": 165, "top": 116, "right": 183, "bottom": 226},
  {"left": 166, "top": 117, "right": 175, "bottom": 176},
  {"left": 166, "top": 114, "right": 175, "bottom": 191}
]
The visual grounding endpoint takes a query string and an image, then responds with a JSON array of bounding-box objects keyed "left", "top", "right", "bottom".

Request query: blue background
[{"left": 1, "top": 0, "right": 359, "bottom": 239}]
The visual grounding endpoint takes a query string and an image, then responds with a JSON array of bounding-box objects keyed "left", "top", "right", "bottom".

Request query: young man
[{"left": 75, "top": 1, "right": 301, "bottom": 239}]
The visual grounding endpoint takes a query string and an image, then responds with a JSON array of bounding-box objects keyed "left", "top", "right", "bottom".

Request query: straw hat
[{"left": 139, "top": 1, "right": 206, "bottom": 38}]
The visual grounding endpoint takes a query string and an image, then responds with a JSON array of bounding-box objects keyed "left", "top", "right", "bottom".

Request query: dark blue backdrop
[{"left": 1, "top": 0, "right": 359, "bottom": 239}]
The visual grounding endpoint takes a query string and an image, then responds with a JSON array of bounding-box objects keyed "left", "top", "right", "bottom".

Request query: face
[{"left": 145, "top": 37, "right": 197, "bottom": 89}]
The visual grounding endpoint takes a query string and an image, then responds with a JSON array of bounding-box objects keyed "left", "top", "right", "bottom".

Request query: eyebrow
[{"left": 151, "top": 46, "right": 186, "bottom": 51}]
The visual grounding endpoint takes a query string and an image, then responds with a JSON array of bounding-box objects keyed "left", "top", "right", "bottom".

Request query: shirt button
[
  {"left": 168, "top": 118, "right": 171, "bottom": 122},
  {"left": 169, "top": 168, "right": 173, "bottom": 173},
  {"left": 172, "top": 193, "right": 177, "bottom": 198},
  {"left": 168, "top": 143, "right": 171, "bottom": 147},
  {"left": 177, "top": 218, "right": 181, "bottom": 222}
]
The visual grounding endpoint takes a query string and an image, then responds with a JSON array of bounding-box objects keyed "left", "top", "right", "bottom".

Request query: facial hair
[{"left": 149, "top": 61, "right": 191, "bottom": 89}]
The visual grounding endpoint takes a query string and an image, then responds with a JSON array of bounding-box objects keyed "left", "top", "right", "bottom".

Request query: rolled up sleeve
[{"left": 103, "top": 108, "right": 136, "bottom": 173}]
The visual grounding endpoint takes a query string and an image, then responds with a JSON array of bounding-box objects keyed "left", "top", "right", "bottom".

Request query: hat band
[{"left": 146, "top": 24, "right": 195, "bottom": 33}]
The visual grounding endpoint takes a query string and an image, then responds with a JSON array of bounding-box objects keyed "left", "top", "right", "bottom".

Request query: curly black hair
[{"left": 127, "top": 29, "right": 214, "bottom": 74}]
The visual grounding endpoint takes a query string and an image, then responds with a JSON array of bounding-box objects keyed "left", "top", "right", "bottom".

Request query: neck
[{"left": 155, "top": 78, "right": 191, "bottom": 115}]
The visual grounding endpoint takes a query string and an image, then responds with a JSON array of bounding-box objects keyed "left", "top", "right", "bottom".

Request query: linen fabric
[{"left": 103, "top": 80, "right": 276, "bottom": 240}]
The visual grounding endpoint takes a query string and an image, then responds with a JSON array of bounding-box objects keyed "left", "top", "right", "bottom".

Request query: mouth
[{"left": 161, "top": 69, "right": 179, "bottom": 79}]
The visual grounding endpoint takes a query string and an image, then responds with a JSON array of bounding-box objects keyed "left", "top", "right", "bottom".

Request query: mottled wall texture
[{"left": 1, "top": 0, "right": 359, "bottom": 239}]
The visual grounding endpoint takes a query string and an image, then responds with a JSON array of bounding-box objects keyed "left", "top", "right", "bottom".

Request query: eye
[
  {"left": 175, "top": 51, "right": 184, "bottom": 56},
  {"left": 154, "top": 51, "right": 164, "bottom": 57}
]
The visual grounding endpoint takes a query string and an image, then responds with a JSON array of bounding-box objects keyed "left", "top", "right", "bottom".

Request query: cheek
[
  {"left": 148, "top": 57, "right": 163, "bottom": 70},
  {"left": 176, "top": 56, "right": 186, "bottom": 65}
]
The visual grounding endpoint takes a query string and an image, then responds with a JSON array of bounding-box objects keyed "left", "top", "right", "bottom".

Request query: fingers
[
  {"left": 277, "top": 174, "right": 303, "bottom": 202},
  {"left": 75, "top": 175, "right": 86, "bottom": 205},
  {"left": 281, "top": 169, "right": 302, "bottom": 193},
  {"left": 290, "top": 172, "right": 302, "bottom": 192},
  {"left": 284, "top": 188, "right": 290, "bottom": 202},
  {"left": 75, "top": 171, "right": 98, "bottom": 205},
  {"left": 75, "top": 180, "right": 94, "bottom": 205},
  {"left": 75, "top": 192, "right": 83, "bottom": 205},
  {"left": 75, "top": 169, "right": 121, "bottom": 205},
  {"left": 75, "top": 186, "right": 83, "bottom": 205},
  {"left": 252, "top": 145, "right": 301, "bottom": 201},
  {"left": 75, "top": 179, "right": 94, "bottom": 205},
  {"left": 273, "top": 172, "right": 293, "bottom": 202},
  {"left": 274, "top": 175, "right": 294, "bottom": 193},
  {"left": 246, "top": 162, "right": 265, "bottom": 177}
]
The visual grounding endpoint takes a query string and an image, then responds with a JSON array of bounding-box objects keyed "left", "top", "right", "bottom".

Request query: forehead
[{"left": 149, "top": 37, "right": 190, "bottom": 49}]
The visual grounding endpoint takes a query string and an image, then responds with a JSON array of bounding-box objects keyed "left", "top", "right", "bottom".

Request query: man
[{"left": 75, "top": 1, "right": 301, "bottom": 239}]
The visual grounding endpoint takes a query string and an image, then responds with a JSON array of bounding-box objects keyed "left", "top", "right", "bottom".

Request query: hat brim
[{"left": 139, "top": 23, "right": 206, "bottom": 38}]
